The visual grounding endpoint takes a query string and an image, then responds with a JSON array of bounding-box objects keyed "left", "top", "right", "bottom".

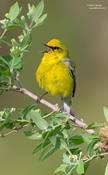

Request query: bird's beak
[{"left": 41, "top": 43, "right": 52, "bottom": 53}]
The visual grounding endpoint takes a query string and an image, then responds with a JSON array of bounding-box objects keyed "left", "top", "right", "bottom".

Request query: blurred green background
[{"left": 0, "top": 0, "right": 108, "bottom": 174}]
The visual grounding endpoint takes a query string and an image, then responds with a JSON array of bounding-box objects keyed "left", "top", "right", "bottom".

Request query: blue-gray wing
[{"left": 62, "top": 58, "right": 76, "bottom": 97}]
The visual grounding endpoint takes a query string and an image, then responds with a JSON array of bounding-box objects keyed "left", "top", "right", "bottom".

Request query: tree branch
[
  {"left": 0, "top": 85, "right": 95, "bottom": 134},
  {"left": 83, "top": 151, "right": 108, "bottom": 163}
]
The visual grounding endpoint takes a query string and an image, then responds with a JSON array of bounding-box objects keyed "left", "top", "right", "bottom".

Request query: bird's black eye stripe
[
  {"left": 51, "top": 46, "right": 60, "bottom": 50},
  {"left": 44, "top": 43, "right": 60, "bottom": 51}
]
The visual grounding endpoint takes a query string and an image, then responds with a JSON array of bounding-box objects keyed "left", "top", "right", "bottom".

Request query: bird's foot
[{"left": 37, "top": 91, "right": 48, "bottom": 103}]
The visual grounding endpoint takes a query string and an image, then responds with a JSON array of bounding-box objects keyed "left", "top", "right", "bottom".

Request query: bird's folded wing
[{"left": 62, "top": 58, "right": 76, "bottom": 97}]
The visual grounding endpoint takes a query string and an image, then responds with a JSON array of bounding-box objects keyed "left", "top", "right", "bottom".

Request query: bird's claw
[
  {"left": 36, "top": 97, "right": 41, "bottom": 103},
  {"left": 36, "top": 91, "right": 48, "bottom": 103}
]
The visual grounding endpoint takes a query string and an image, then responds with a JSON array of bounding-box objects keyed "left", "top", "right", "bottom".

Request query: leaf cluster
[
  {"left": 0, "top": 0, "right": 47, "bottom": 90},
  {"left": 0, "top": 104, "right": 108, "bottom": 175}
]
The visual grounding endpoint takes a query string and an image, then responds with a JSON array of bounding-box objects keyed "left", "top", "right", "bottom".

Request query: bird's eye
[{"left": 52, "top": 46, "right": 60, "bottom": 50}]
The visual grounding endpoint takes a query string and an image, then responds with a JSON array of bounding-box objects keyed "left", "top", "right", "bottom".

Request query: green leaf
[
  {"left": 32, "top": 143, "right": 43, "bottom": 154},
  {"left": 0, "top": 70, "right": 11, "bottom": 81},
  {"left": 0, "top": 55, "right": 12, "bottom": 81},
  {"left": 32, "top": 133, "right": 51, "bottom": 154},
  {"left": 0, "top": 39, "right": 11, "bottom": 47},
  {"left": 15, "top": 16, "right": 28, "bottom": 29},
  {"left": 49, "top": 136, "right": 56, "bottom": 145},
  {"left": 55, "top": 113, "right": 68, "bottom": 122},
  {"left": 8, "top": 2, "right": 20, "bottom": 21},
  {"left": 0, "top": 81, "right": 8, "bottom": 87},
  {"left": 41, "top": 127, "right": 62, "bottom": 149},
  {"left": 84, "top": 159, "right": 91, "bottom": 173},
  {"left": 4, "top": 24, "right": 20, "bottom": 29},
  {"left": 63, "top": 153, "right": 71, "bottom": 164},
  {"left": 10, "top": 39, "right": 22, "bottom": 57},
  {"left": 76, "top": 160, "right": 84, "bottom": 174},
  {"left": 48, "top": 112, "right": 68, "bottom": 127},
  {"left": 59, "top": 138, "right": 68, "bottom": 150},
  {"left": 55, "top": 112, "right": 67, "bottom": 118},
  {"left": 33, "top": 0, "right": 44, "bottom": 21},
  {"left": 0, "top": 55, "right": 12, "bottom": 63},
  {"left": 104, "top": 107, "right": 108, "bottom": 123},
  {"left": 27, "top": 110, "right": 48, "bottom": 130},
  {"left": 0, "top": 56, "right": 9, "bottom": 67},
  {"left": 87, "top": 122, "right": 104, "bottom": 129},
  {"left": 54, "top": 164, "right": 68, "bottom": 174},
  {"left": 81, "top": 133, "right": 99, "bottom": 145},
  {"left": 0, "top": 80, "right": 8, "bottom": 94},
  {"left": 20, "top": 33, "right": 32, "bottom": 49},
  {"left": 70, "top": 148, "right": 81, "bottom": 155},
  {"left": 0, "top": 108, "right": 16, "bottom": 130},
  {"left": 65, "top": 164, "right": 76, "bottom": 175},
  {"left": 69, "top": 135, "right": 84, "bottom": 146},
  {"left": 86, "top": 139, "right": 99, "bottom": 157},
  {"left": 9, "top": 57, "right": 23, "bottom": 70},
  {"left": 105, "top": 163, "right": 108, "bottom": 175},
  {"left": 41, "top": 132, "right": 50, "bottom": 147},
  {"left": 27, "top": 4, "right": 36, "bottom": 20},
  {"left": 48, "top": 116, "right": 61, "bottom": 126},
  {"left": 19, "top": 104, "right": 36, "bottom": 119},
  {"left": 24, "top": 130, "right": 42, "bottom": 140},
  {"left": 81, "top": 133, "right": 93, "bottom": 144},
  {"left": 39, "top": 144, "right": 57, "bottom": 160},
  {"left": 34, "top": 13, "right": 47, "bottom": 27},
  {"left": 50, "top": 136, "right": 61, "bottom": 149}
]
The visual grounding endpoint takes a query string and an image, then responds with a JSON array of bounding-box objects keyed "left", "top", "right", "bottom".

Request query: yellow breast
[{"left": 36, "top": 57, "right": 74, "bottom": 97}]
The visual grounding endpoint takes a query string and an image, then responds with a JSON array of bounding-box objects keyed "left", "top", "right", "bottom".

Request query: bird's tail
[{"left": 61, "top": 96, "right": 74, "bottom": 116}]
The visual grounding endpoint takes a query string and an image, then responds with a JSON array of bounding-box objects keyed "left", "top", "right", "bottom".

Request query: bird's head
[{"left": 43, "top": 39, "right": 68, "bottom": 59}]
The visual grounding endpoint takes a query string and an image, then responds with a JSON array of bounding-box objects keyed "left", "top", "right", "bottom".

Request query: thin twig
[
  {"left": 0, "top": 29, "right": 7, "bottom": 39},
  {"left": 42, "top": 110, "right": 55, "bottom": 119},
  {"left": 14, "top": 72, "right": 23, "bottom": 88},
  {"left": 27, "top": 20, "right": 34, "bottom": 34},
  {"left": 3, "top": 124, "right": 29, "bottom": 137},
  {"left": 99, "top": 152, "right": 108, "bottom": 157},
  {"left": 29, "top": 20, "right": 34, "bottom": 29},
  {"left": 83, "top": 151, "right": 108, "bottom": 163}
]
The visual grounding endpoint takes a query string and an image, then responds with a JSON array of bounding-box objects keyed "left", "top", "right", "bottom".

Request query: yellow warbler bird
[{"left": 36, "top": 39, "right": 76, "bottom": 115}]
